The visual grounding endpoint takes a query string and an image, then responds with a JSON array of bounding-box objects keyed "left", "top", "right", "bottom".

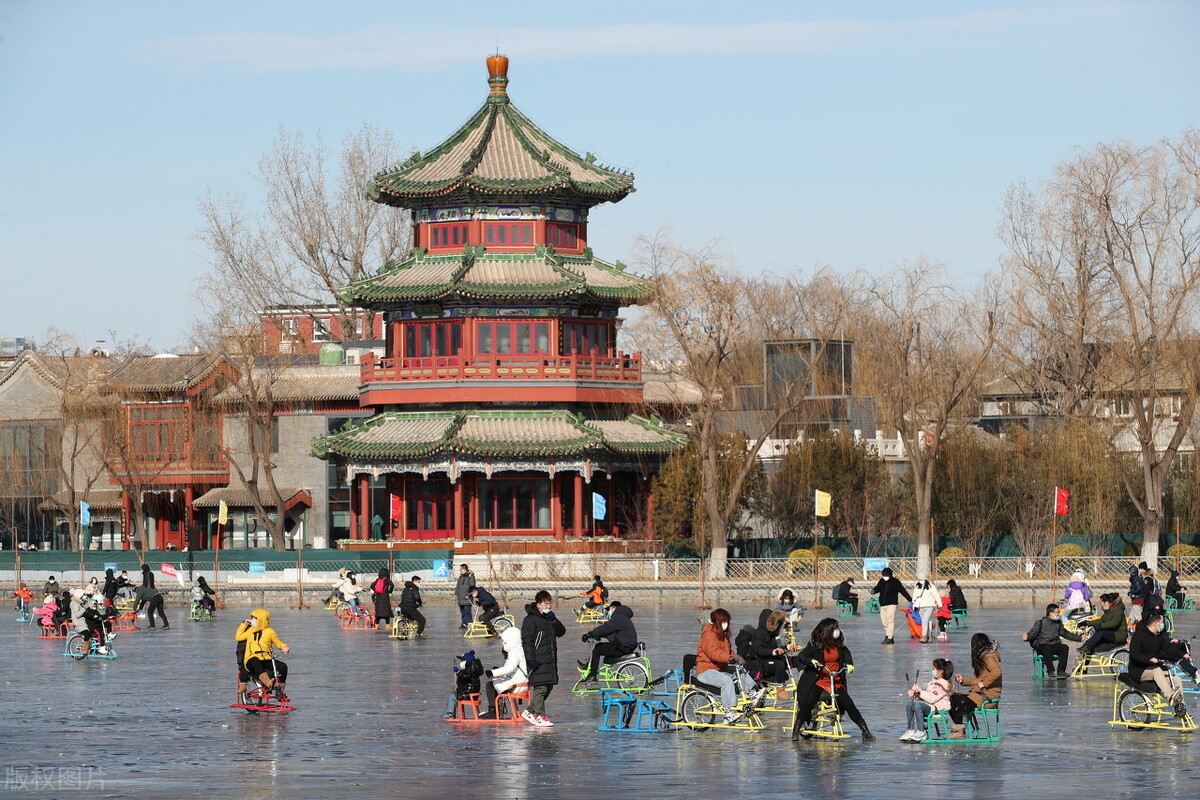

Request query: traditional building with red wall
[{"left": 312, "top": 55, "right": 684, "bottom": 545}]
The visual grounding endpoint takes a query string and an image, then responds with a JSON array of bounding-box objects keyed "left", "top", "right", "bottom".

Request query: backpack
[
  {"left": 600, "top": 587, "right": 610, "bottom": 602},
  {"left": 372, "top": 578, "right": 386, "bottom": 594},
  {"left": 831, "top": 587, "right": 840, "bottom": 600},
  {"left": 734, "top": 625, "right": 756, "bottom": 659},
  {"left": 1128, "top": 568, "right": 1145, "bottom": 599},
  {"left": 1027, "top": 619, "right": 1043, "bottom": 648}
]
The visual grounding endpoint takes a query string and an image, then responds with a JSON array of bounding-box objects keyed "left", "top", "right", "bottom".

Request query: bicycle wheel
[
  {"left": 66, "top": 634, "right": 88, "bottom": 660},
  {"left": 1110, "top": 649, "right": 1130, "bottom": 670},
  {"left": 679, "top": 690, "right": 718, "bottom": 729},
  {"left": 613, "top": 661, "right": 650, "bottom": 691},
  {"left": 1117, "top": 689, "right": 1151, "bottom": 730},
  {"left": 334, "top": 602, "right": 350, "bottom": 618},
  {"left": 493, "top": 616, "right": 513, "bottom": 633}
]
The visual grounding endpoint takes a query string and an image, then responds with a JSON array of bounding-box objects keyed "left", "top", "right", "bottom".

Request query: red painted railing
[{"left": 361, "top": 353, "right": 642, "bottom": 384}]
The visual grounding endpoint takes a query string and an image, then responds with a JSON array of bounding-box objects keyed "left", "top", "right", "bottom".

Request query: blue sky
[{"left": 1, "top": 1, "right": 1197, "bottom": 350}]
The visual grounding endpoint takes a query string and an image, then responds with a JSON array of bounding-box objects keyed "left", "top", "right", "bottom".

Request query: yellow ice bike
[
  {"left": 675, "top": 658, "right": 767, "bottom": 731},
  {"left": 1110, "top": 668, "right": 1197, "bottom": 732},
  {"left": 791, "top": 664, "right": 851, "bottom": 740},
  {"left": 1070, "top": 643, "right": 1129, "bottom": 679}
]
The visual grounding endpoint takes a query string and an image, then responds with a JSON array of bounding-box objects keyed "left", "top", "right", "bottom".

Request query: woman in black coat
[
  {"left": 372, "top": 569, "right": 394, "bottom": 627},
  {"left": 745, "top": 609, "right": 790, "bottom": 688},
  {"left": 141, "top": 563, "right": 155, "bottom": 589},
  {"left": 947, "top": 579, "right": 967, "bottom": 611},
  {"left": 521, "top": 590, "right": 566, "bottom": 725},
  {"left": 102, "top": 568, "right": 119, "bottom": 609},
  {"left": 1166, "top": 570, "right": 1186, "bottom": 607},
  {"left": 789, "top": 617, "right": 873, "bottom": 741}
]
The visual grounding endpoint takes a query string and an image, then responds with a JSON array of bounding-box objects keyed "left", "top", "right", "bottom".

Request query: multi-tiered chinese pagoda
[{"left": 312, "top": 55, "right": 683, "bottom": 544}]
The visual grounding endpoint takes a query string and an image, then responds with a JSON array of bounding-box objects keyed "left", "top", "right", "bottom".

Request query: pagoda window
[
  {"left": 404, "top": 321, "right": 462, "bottom": 358},
  {"left": 128, "top": 405, "right": 188, "bottom": 462},
  {"left": 193, "top": 413, "right": 223, "bottom": 464},
  {"left": 484, "top": 222, "right": 534, "bottom": 247},
  {"left": 475, "top": 321, "right": 551, "bottom": 355},
  {"left": 560, "top": 321, "right": 610, "bottom": 356},
  {"left": 405, "top": 479, "right": 453, "bottom": 533},
  {"left": 478, "top": 478, "right": 551, "bottom": 530},
  {"left": 428, "top": 222, "right": 470, "bottom": 251},
  {"left": 547, "top": 222, "right": 582, "bottom": 251}
]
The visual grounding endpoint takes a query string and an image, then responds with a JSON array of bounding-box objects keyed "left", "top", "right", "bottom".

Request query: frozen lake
[{"left": 2, "top": 596, "right": 1197, "bottom": 799}]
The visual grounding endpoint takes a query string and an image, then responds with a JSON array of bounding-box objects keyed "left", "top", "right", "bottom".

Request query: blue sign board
[
  {"left": 104, "top": 563, "right": 118, "bottom": 571},
  {"left": 248, "top": 562, "right": 267, "bottom": 574},
  {"left": 432, "top": 560, "right": 451, "bottom": 579},
  {"left": 863, "top": 558, "right": 889, "bottom": 572}
]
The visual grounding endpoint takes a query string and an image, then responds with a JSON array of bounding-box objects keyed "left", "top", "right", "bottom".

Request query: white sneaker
[
  {"left": 96, "top": 646, "right": 108, "bottom": 655},
  {"left": 911, "top": 730, "right": 927, "bottom": 742},
  {"left": 723, "top": 710, "right": 741, "bottom": 724},
  {"left": 535, "top": 715, "right": 554, "bottom": 727},
  {"left": 898, "top": 730, "right": 916, "bottom": 742},
  {"left": 521, "top": 710, "right": 538, "bottom": 726}
]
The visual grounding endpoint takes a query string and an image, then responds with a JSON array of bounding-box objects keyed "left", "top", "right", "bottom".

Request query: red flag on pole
[
  {"left": 1054, "top": 487, "right": 1070, "bottom": 516},
  {"left": 390, "top": 493, "right": 402, "bottom": 521}
]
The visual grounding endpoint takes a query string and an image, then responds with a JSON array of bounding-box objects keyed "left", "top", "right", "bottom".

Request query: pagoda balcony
[{"left": 359, "top": 353, "right": 644, "bottom": 406}]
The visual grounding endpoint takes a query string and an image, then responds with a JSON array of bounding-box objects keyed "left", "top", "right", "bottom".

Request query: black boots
[{"left": 859, "top": 724, "right": 876, "bottom": 741}]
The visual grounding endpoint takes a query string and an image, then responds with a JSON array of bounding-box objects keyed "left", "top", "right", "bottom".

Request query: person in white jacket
[
  {"left": 479, "top": 626, "right": 529, "bottom": 720},
  {"left": 912, "top": 578, "right": 940, "bottom": 643},
  {"left": 339, "top": 571, "right": 367, "bottom": 613},
  {"left": 900, "top": 657, "right": 954, "bottom": 742},
  {"left": 324, "top": 568, "right": 348, "bottom": 606}
]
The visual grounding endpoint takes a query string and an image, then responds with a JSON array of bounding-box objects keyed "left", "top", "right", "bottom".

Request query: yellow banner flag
[
  {"left": 815, "top": 490, "right": 831, "bottom": 518},
  {"left": 218, "top": 500, "right": 229, "bottom": 526}
]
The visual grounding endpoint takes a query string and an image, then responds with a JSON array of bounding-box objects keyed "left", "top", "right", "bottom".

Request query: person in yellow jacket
[{"left": 236, "top": 609, "right": 291, "bottom": 698}]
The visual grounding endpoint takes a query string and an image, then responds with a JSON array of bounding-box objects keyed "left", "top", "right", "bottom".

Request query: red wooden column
[
  {"left": 454, "top": 480, "right": 465, "bottom": 541},
  {"left": 550, "top": 475, "right": 563, "bottom": 541},
  {"left": 358, "top": 475, "right": 371, "bottom": 540},
  {"left": 349, "top": 473, "right": 360, "bottom": 541},
  {"left": 572, "top": 473, "right": 584, "bottom": 538}
]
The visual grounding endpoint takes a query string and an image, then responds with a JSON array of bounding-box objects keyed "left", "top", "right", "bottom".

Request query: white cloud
[{"left": 141, "top": 6, "right": 1134, "bottom": 73}]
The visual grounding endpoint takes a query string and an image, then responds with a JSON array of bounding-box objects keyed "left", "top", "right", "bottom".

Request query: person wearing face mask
[
  {"left": 695, "top": 608, "right": 755, "bottom": 724},
  {"left": 1022, "top": 603, "right": 1081, "bottom": 678},
  {"left": 520, "top": 590, "right": 566, "bottom": 727},
  {"left": 789, "top": 617, "right": 874, "bottom": 741},
  {"left": 1078, "top": 593, "right": 1127, "bottom": 656},
  {"left": 948, "top": 633, "right": 1002, "bottom": 739},
  {"left": 1129, "top": 611, "right": 1188, "bottom": 715}
]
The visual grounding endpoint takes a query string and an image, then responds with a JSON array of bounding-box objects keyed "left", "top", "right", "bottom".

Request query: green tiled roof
[
  {"left": 367, "top": 80, "right": 634, "bottom": 209},
  {"left": 339, "top": 249, "right": 653, "bottom": 308},
  {"left": 311, "top": 410, "right": 684, "bottom": 461}
]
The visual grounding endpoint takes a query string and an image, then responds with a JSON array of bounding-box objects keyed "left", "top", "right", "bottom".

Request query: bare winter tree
[
  {"left": 196, "top": 124, "right": 412, "bottom": 337},
  {"left": 205, "top": 326, "right": 292, "bottom": 551},
  {"left": 629, "top": 232, "right": 854, "bottom": 578},
  {"left": 1001, "top": 131, "right": 1200, "bottom": 566},
  {"left": 856, "top": 260, "right": 1000, "bottom": 578},
  {"left": 18, "top": 335, "right": 110, "bottom": 552}
]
